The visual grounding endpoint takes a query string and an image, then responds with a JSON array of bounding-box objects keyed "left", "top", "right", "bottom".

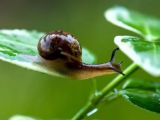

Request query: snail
[{"left": 38, "top": 30, "right": 124, "bottom": 80}]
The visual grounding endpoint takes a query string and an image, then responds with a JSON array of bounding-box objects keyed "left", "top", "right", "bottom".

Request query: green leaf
[
  {"left": 105, "top": 6, "right": 160, "bottom": 41},
  {"left": 121, "top": 79, "right": 160, "bottom": 113},
  {"left": 0, "top": 29, "right": 96, "bottom": 79},
  {"left": 82, "top": 48, "right": 95, "bottom": 64},
  {"left": 122, "top": 79, "right": 160, "bottom": 91},
  {"left": 115, "top": 36, "right": 160, "bottom": 76},
  {"left": 9, "top": 115, "right": 39, "bottom": 120}
]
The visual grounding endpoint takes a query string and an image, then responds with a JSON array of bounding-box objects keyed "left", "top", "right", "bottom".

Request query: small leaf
[
  {"left": 123, "top": 79, "right": 160, "bottom": 91},
  {"left": 105, "top": 6, "right": 160, "bottom": 41},
  {"left": 115, "top": 36, "right": 160, "bottom": 76},
  {"left": 121, "top": 79, "right": 160, "bottom": 113},
  {"left": 9, "top": 115, "right": 38, "bottom": 120},
  {"left": 82, "top": 48, "right": 95, "bottom": 64},
  {"left": 0, "top": 29, "right": 96, "bottom": 79}
]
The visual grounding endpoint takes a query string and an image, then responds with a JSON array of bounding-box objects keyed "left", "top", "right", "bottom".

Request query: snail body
[{"left": 38, "top": 31, "right": 123, "bottom": 80}]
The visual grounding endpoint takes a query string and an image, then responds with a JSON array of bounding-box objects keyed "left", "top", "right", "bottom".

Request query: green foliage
[
  {"left": 0, "top": 29, "right": 95, "bottom": 78},
  {"left": 105, "top": 6, "right": 160, "bottom": 41},
  {"left": 104, "top": 5, "right": 160, "bottom": 115},
  {"left": 105, "top": 6, "right": 160, "bottom": 77},
  {"left": 121, "top": 79, "right": 160, "bottom": 113},
  {"left": 114, "top": 36, "right": 160, "bottom": 76}
]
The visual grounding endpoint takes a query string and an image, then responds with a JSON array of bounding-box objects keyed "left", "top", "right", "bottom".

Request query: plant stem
[{"left": 71, "top": 63, "right": 139, "bottom": 120}]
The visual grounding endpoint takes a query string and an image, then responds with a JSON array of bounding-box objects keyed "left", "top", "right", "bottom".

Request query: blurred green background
[{"left": 0, "top": 0, "right": 160, "bottom": 119}]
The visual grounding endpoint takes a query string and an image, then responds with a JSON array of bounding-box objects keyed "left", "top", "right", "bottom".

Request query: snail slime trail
[{"left": 38, "top": 30, "right": 124, "bottom": 80}]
